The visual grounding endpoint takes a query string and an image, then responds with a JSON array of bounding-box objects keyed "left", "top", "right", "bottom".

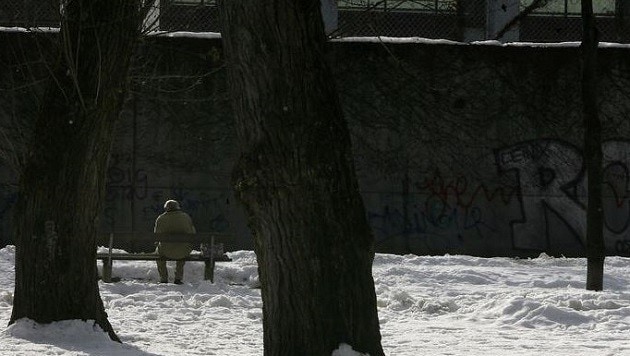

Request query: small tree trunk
[
  {"left": 220, "top": 0, "right": 384, "bottom": 355},
  {"left": 581, "top": 0, "right": 605, "bottom": 291},
  {"left": 9, "top": 0, "right": 141, "bottom": 341}
]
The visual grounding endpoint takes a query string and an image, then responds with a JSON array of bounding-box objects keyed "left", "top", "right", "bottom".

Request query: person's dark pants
[{"left": 157, "top": 259, "right": 185, "bottom": 282}]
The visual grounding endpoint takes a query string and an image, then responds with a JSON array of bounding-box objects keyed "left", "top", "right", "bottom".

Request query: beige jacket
[{"left": 154, "top": 210, "right": 196, "bottom": 259}]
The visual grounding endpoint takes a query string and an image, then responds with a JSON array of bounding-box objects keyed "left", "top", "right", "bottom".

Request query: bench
[{"left": 97, "top": 232, "right": 233, "bottom": 283}]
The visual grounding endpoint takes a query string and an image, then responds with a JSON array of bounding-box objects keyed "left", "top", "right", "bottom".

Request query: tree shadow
[{"left": 5, "top": 318, "right": 163, "bottom": 356}]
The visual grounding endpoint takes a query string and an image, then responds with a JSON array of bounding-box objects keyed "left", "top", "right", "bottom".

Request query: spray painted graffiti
[
  {"left": 105, "top": 154, "right": 148, "bottom": 201},
  {"left": 368, "top": 200, "right": 491, "bottom": 240},
  {"left": 367, "top": 171, "right": 516, "bottom": 250},
  {"left": 496, "top": 139, "right": 630, "bottom": 254},
  {"left": 495, "top": 139, "right": 587, "bottom": 250},
  {"left": 416, "top": 172, "right": 517, "bottom": 209},
  {"left": 105, "top": 168, "right": 148, "bottom": 201},
  {"left": 367, "top": 139, "right": 630, "bottom": 256},
  {"left": 102, "top": 157, "right": 232, "bottom": 233}
]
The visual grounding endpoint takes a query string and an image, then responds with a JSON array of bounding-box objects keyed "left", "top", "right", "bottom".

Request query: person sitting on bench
[{"left": 154, "top": 199, "right": 196, "bottom": 284}]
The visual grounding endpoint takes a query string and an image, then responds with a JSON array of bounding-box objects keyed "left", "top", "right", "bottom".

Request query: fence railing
[{"left": 0, "top": 0, "right": 628, "bottom": 43}]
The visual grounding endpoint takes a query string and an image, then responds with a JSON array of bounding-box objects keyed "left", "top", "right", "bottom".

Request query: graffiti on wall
[
  {"left": 495, "top": 139, "right": 587, "bottom": 251},
  {"left": 105, "top": 167, "right": 148, "bottom": 202},
  {"left": 367, "top": 138, "right": 630, "bottom": 256},
  {"left": 101, "top": 147, "right": 233, "bottom": 234},
  {"left": 496, "top": 139, "right": 630, "bottom": 254},
  {"left": 368, "top": 200, "right": 496, "bottom": 251},
  {"left": 105, "top": 154, "right": 148, "bottom": 202},
  {"left": 103, "top": 162, "right": 231, "bottom": 234},
  {"left": 367, "top": 171, "right": 519, "bottom": 251}
]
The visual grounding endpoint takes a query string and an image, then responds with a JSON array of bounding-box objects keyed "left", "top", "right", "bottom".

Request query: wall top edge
[{"left": 3, "top": 27, "right": 630, "bottom": 49}]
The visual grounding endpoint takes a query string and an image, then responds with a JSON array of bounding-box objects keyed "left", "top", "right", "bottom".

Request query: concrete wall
[
  {"left": 334, "top": 40, "right": 630, "bottom": 257},
  {"left": 3, "top": 34, "right": 630, "bottom": 257}
]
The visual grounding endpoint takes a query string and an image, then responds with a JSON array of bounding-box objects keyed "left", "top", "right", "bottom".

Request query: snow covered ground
[{"left": 1, "top": 245, "right": 630, "bottom": 355}]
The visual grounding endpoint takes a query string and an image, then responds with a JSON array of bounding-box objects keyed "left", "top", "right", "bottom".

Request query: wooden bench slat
[
  {"left": 97, "top": 232, "right": 233, "bottom": 244},
  {"left": 96, "top": 252, "right": 232, "bottom": 262},
  {"left": 97, "top": 232, "right": 234, "bottom": 283}
]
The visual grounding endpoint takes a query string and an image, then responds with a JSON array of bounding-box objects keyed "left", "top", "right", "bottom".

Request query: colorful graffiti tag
[{"left": 367, "top": 139, "right": 630, "bottom": 256}]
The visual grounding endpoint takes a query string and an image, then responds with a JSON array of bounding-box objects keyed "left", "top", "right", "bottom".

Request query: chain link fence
[{"left": 0, "top": 0, "right": 629, "bottom": 43}]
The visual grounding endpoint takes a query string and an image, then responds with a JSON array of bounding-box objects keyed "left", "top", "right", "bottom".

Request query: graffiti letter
[{"left": 496, "top": 140, "right": 585, "bottom": 250}]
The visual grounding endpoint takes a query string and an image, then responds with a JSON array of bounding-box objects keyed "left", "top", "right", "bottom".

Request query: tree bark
[
  {"left": 581, "top": 0, "right": 605, "bottom": 291},
  {"left": 220, "top": 0, "right": 384, "bottom": 355},
  {"left": 616, "top": 0, "right": 630, "bottom": 43},
  {"left": 9, "top": 0, "right": 142, "bottom": 341}
]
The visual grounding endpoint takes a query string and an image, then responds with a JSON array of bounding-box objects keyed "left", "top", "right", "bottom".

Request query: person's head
[{"left": 164, "top": 200, "right": 181, "bottom": 212}]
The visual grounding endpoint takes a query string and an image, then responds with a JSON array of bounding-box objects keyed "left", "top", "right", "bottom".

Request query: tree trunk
[
  {"left": 616, "top": 0, "right": 630, "bottom": 43},
  {"left": 220, "top": 1, "right": 384, "bottom": 355},
  {"left": 9, "top": 0, "right": 142, "bottom": 341},
  {"left": 581, "top": 0, "right": 605, "bottom": 291}
]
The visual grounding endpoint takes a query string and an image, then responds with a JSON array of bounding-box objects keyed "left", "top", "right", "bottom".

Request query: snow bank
[{"left": 2, "top": 246, "right": 630, "bottom": 355}]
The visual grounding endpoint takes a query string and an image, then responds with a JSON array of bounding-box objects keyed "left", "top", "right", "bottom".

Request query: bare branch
[{"left": 494, "top": 0, "right": 548, "bottom": 40}]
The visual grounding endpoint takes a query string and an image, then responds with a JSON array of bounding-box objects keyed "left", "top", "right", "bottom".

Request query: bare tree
[
  {"left": 581, "top": 0, "right": 605, "bottom": 291},
  {"left": 9, "top": 0, "right": 145, "bottom": 341},
  {"left": 220, "top": 0, "right": 384, "bottom": 354},
  {"left": 616, "top": 0, "right": 630, "bottom": 43},
  {"left": 491, "top": 0, "right": 607, "bottom": 291}
]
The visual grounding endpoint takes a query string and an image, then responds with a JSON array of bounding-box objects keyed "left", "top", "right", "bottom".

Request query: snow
[
  {"left": 0, "top": 26, "right": 60, "bottom": 33},
  {"left": 1, "top": 246, "right": 630, "bottom": 355},
  {"left": 147, "top": 30, "right": 222, "bottom": 39},
  {"left": 2, "top": 27, "right": 630, "bottom": 49},
  {"left": 333, "top": 36, "right": 465, "bottom": 45}
]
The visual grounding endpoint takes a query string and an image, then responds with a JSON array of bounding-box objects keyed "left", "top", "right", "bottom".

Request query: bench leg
[
  {"left": 102, "top": 259, "right": 113, "bottom": 283},
  {"left": 204, "top": 260, "right": 215, "bottom": 283}
]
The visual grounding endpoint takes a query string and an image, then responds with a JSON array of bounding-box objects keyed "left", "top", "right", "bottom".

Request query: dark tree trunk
[
  {"left": 581, "top": 0, "right": 605, "bottom": 291},
  {"left": 9, "top": 0, "right": 142, "bottom": 341},
  {"left": 220, "top": 0, "right": 384, "bottom": 355}
]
